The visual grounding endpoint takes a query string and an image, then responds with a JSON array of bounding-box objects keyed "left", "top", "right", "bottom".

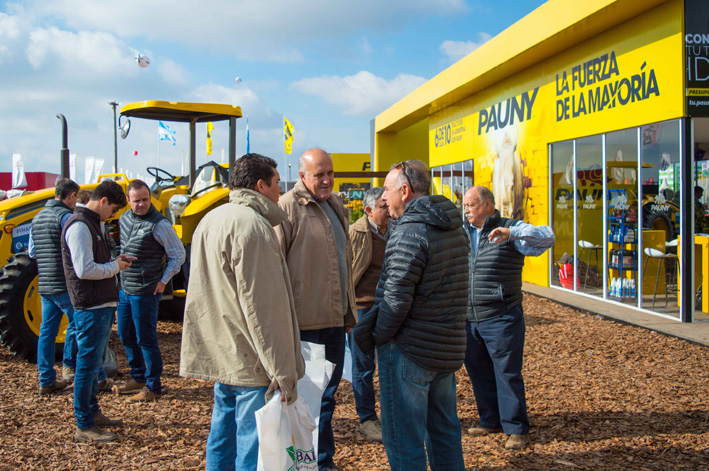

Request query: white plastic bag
[
  {"left": 256, "top": 391, "right": 318, "bottom": 471},
  {"left": 298, "top": 341, "right": 335, "bottom": 454}
]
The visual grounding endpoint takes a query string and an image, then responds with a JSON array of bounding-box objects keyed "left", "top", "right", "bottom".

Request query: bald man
[{"left": 275, "top": 148, "right": 356, "bottom": 471}]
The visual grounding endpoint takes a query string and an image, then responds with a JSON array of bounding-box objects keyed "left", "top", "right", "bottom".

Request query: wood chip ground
[{"left": 1, "top": 294, "right": 708, "bottom": 470}]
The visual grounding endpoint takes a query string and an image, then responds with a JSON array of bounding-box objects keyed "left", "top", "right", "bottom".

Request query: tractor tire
[
  {"left": 643, "top": 211, "right": 674, "bottom": 241},
  {"left": 0, "top": 253, "right": 63, "bottom": 363}
]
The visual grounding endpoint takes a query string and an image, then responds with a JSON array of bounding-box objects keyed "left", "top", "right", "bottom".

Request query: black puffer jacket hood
[{"left": 353, "top": 194, "right": 469, "bottom": 373}]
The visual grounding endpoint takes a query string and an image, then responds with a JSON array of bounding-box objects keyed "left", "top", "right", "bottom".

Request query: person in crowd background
[
  {"left": 347, "top": 187, "right": 389, "bottom": 442},
  {"left": 113, "top": 180, "right": 185, "bottom": 402},
  {"left": 61, "top": 180, "right": 132, "bottom": 443},
  {"left": 31, "top": 177, "right": 79, "bottom": 395},
  {"left": 462, "top": 185, "right": 554, "bottom": 450}
]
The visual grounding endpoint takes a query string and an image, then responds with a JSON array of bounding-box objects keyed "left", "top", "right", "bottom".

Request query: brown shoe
[
  {"left": 39, "top": 379, "right": 70, "bottom": 396},
  {"left": 113, "top": 379, "right": 145, "bottom": 395},
  {"left": 62, "top": 366, "right": 75, "bottom": 381},
  {"left": 127, "top": 387, "right": 162, "bottom": 402},
  {"left": 468, "top": 426, "right": 503, "bottom": 435},
  {"left": 97, "top": 378, "right": 114, "bottom": 392},
  {"left": 360, "top": 419, "right": 383, "bottom": 442},
  {"left": 94, "top": 412, "right": 123, "bottom": 427},
  {"left": 505, "top": 434, "right": 530, "bottom": 450},
  {"left": 75, "top": 426, "right": 117, "bottom": 443}
]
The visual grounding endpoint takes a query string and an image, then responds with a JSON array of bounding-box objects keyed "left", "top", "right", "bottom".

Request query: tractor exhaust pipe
[{"left": 57, "top": 114, "right": 70, "bottom": 179}]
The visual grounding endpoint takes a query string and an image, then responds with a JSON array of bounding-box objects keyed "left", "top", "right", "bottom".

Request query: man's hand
[
  {"left": 488, "top": 227, "right": 511, "bottom": 244},
  {"left": 345, "top": 327, "right": 352, "bottom": 334},
  {"left": 115, "top": 254, "right": 135, "bottom": 271},
  {"left": 154, "top": 281, "right": 166, "bottom": 295},
  {"left": 266, "top": 378, "right": 286, "bottom": 402}
]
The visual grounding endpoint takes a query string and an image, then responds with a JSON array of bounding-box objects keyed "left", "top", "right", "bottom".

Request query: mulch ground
[{"left": 1, "top": 293, "right": 709, "bottom": 470}]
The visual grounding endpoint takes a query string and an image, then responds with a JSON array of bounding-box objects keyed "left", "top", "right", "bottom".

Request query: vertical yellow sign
[{"left": 284, "top": 116, "right": 294, "bottom": 154}]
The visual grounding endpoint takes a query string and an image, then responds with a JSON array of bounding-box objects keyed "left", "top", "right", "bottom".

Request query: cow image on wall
[{"left": 492, "top": 127, "right": 524, "bottom": 219}]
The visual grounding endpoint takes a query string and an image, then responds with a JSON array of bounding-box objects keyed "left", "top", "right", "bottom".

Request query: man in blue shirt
[
  {"left": 463, "top": 185, "right": 554, "bottom": 450},
  {"left": 114, "top": 180, "right": 185, "bottom": 402}
]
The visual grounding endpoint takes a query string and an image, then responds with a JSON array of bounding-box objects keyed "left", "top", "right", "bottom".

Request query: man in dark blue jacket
[{"left": 354, "top": 160, "right": 468, "bottom": 471}]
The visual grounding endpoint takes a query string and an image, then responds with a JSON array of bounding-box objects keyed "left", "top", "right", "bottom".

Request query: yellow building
[{"left": 373, "top": 0, "right": 709, "bottom": 322}]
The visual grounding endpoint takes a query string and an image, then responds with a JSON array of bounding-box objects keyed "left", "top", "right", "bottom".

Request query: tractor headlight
[{"left": 169, "top": 194, "right": 191, "bottom": 218}]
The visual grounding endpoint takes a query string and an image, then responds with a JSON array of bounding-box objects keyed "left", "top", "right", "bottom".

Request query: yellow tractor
[{"left": 0, "top": 101, "right": 241, "bottom": 362}]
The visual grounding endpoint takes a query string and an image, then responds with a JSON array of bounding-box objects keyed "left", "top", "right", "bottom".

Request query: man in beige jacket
[
  {"left": 348, "top": 187, "right": 389, "bottom": 442},
  {"left": 180, "top": 154, "right": 304, "bottom": 471},
  {"left": 276, "top": 148, "right": 356, "bottom": 471}
]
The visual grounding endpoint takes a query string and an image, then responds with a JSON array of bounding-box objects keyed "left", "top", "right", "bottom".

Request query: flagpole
[
  {"left": 283, "top": 116, "right": 288, "bottom": 192},
  {"left": 157, "top": 122, "right": 161, "bottom": 169}
]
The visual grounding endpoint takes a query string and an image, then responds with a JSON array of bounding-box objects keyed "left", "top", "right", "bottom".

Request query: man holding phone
[
  {"left": 61, "top": 180, "right": 132, "bottom": 442},
  {"left": 114, "top": 180, "right": 185, "bottom": 402}
]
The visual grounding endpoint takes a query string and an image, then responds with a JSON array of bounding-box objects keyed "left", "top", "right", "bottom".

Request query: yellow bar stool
[
  {"left": 578, "top": 240, "right": 601, "bottom": 291},
  {"left": 642, "top": 247, "right": 678, "bottom": 308}
]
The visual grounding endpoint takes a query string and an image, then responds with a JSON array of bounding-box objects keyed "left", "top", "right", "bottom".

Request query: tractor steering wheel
[{"left": 146, "top": 167, "right": 176, "bottom": 184}]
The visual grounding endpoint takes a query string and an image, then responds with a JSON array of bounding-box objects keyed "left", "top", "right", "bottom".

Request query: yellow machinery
[{"left": 0, "top": 101, "right": 242, "bottom": 362}]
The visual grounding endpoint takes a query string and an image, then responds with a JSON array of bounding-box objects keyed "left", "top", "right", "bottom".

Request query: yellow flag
[
  {"left": 207, "top": 122, "right": 214, "bottom": 156},
  {"left": 284, "top": 116, "right": 294, "bottom": 155}
]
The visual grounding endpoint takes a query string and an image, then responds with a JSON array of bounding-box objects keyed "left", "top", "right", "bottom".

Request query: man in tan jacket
[
  {"left": 180, "top": 154, "right": 304, "bottom": 471},
  {"left": 276, "top": 148, "right": 356, "bottom": 471},
  {"left": 348, "top": 187, "right": 389, "bottom": 442}
]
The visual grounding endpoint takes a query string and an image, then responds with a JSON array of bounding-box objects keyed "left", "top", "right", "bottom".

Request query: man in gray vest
[
  {"left": 115, "top": 180, "right": 185, "bottom": 402},
  {"left": 463, "top": 186, "right": 554, "bottom": 450},
  {"left": 62, "top": 180, "right": 132, "bottom": 443},
  {"left": 31, "top": 177, "right": 79, "bottom": 395}
]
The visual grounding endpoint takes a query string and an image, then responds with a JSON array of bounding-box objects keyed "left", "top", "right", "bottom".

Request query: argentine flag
[{"left": 158, "top": 121, "right": 176, "bottom": 146}]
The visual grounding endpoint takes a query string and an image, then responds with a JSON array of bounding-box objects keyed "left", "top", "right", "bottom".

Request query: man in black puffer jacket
[{"left": 354, "top": 160, "right": 468, "bottom": 471}]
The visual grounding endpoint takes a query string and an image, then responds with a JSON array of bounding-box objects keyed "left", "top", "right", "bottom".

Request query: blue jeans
[
  {"left": 348, "top": 308, "right": 378, "bottom": 423},
  {"left": 377, "top": 342, "right": 464, "bottom": 471},
  {"left": 37, "top": 292, "right": 75, "bottom": 387},
  {"left": 464, "top": 304, "right": 529, "bottom": 435},
  {"left": 116, "top": 290, "right": 163, "bottom": 393},
  {"left": 206, "top": 383, "right": 267, "bottom": 471},
  {"left": 73, "top": 307, "right": 114, "bottom": 429},
  {"left": 300, "top": 326, "right": 345, "bottom": 470}
]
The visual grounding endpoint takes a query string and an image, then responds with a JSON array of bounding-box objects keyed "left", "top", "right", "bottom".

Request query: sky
[{"left": 0, "top": 0, "right": 545, "bottom": 185}]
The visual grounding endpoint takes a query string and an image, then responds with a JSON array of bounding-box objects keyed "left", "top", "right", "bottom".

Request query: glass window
[
  {"left": 551, "top": 141, "right": 575, "bottom": 289},
  {"left": 576, "top": 135, "right": 604, "bottom": 297},
  {"left": 640, "top": 121, "right": 680, "bottom": 317},
  {"left": 606, "top": 129, "right": 640, "bottom": 307}
]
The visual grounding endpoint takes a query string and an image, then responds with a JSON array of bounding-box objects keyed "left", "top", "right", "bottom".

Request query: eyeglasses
[
  {"left": 393, "top": 161, "right": 414, "bottom": 191},
  {"left": 463, "top": 200, "right": 481, "bottom": 209}
]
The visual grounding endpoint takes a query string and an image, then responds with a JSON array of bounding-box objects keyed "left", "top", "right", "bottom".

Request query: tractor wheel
[{"left": 0, "top": 253, "right": 65, "bottom": 363}]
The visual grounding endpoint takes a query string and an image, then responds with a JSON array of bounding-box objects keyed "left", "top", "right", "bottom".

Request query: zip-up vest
[
  {"left": 61, "top": 207, "right": 118, "bottom": 309},
  {"left": 119, "top": 205, "right": 167, "bottom": 295},
  {"left": 467, "top": 212, "right": 525, "bottom": 322},
  {"left": 32, "top": 199, "right": 72, "bottom": 295}
]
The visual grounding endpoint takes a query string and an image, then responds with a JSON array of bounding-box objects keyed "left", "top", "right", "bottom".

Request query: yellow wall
[
  {"left": 374, "top": 0, "right": 684, "bottom": 288},
  {"left": 332, "top": 153, "right": 371, "bottom": 192},
  {"left": 373, "top": 117, "right": 429, "bottom": 186}
]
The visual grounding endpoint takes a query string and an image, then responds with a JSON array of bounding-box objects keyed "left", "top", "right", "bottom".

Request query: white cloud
[
  {"left": 439, "top": 32, "right": 492, "bottom": 63},
  {"left": 24, "top": 0, "right": 468, "bottom": 62},
  {"left": 291, "top": 71, "right": 426, "bottom": 116},
  {"left": 27, "top": 27, "right": 137, "bottom": 77},
  {"left": 0, "top": 13, "right": 23, "bottom": 60},
  {"left": 157, "top": 57, "right": 191, "bottom": 87}
]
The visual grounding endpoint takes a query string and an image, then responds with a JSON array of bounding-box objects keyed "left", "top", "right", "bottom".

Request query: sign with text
[{"left": 686, "top": 0, "right": 709, "bottom": 116}]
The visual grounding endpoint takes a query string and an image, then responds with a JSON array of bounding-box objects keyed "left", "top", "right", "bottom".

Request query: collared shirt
[
  {"left": 152, "top": 219, "right": 186, "bottom": 285},
  {"left": 367, "top": 218, "right": 387, "bottom": 241},
  {"left": 468, "top": 221, "right": 555, "bottom": 257}
]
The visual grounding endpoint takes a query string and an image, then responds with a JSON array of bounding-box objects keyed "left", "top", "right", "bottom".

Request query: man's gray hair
[
  {"left": 390, "top": 160, "right": 430, "bottom": 195},
  {"left": 473, "top": 185, "right": 496, "bottom": 205},
  {"left": 363, "top": 187, "right": 384, "bottom": 210}
]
